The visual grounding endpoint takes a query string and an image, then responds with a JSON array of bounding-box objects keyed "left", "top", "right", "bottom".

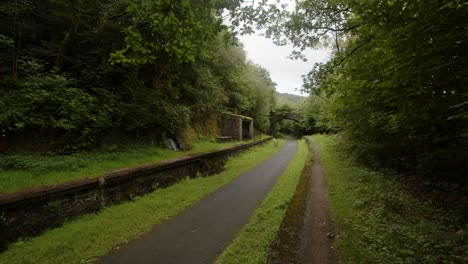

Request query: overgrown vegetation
[
  {"left": 234, "top": 0, "right": 467, "bottom": 180},
  {"left": 226, "top": 2, "right": 467, "bottom": 260},
  {"left": 314, "top": 135, "right": 467, "bottom": 263},
  {"left": 0, "top": 139, "right": 285, "bottom": 264},
  {"left": 216, "top": 139, "right": 308, "bottom": 264},
  {"left": 2, "top": 0, "right": 466, "bottom": 262},
  {"left": 0, "top": 0, "right": 276, "bottom": 152},
  {"left": 0, "top": 139, "right": 249, "bottom": 193}
]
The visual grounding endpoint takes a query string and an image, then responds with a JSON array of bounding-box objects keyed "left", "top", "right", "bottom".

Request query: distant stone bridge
[{"left": 270, "top": 110, "right": 301, "bottom": 125}]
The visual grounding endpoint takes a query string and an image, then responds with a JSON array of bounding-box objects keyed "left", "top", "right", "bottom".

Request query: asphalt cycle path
[{"left": 100, "top": 139, "right": 298, "bottom": 264}]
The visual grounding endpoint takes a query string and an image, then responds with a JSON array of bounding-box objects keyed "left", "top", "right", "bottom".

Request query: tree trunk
[
  {"left": 54, "top": 1, "right": 79, "bottom": 71},
  {"left": 54, "top": 23, "right": 78, "bottom": 71},
  {"left": 11, "top": 4, "right": 20, "bottom": 81}
]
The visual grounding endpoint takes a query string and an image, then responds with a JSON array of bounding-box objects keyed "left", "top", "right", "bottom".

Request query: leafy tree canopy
[
  {"left": 0, "top": 0, "right": 276, "bottom": 151},
  {"left": 229, "top": 0, "right": 468, "bottom": 178}
]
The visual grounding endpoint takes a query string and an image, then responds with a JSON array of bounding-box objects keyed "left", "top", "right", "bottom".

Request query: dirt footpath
[{"left": 268, "top": 138, "right": 338, "bottom": 264}]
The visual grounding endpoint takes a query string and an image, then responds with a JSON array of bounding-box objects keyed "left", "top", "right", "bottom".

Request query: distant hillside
[{"left": 276, "top": 92, "right": 306, "bottom": 107}]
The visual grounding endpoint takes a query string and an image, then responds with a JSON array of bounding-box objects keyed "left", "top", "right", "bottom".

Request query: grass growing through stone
[
  {"left": 313, "top": 134, "right": 467, "bottom": 263},
  {"left": 216, "top": 139, "right": 308, "bottom": 264},
  {"left": 0, "top": 139, "right": 251, "bottom": 193},
  {"left": 0, "top": 139, "right": 284, "bottom": 264}
]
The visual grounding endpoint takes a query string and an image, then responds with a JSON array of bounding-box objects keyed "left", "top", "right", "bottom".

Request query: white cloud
[
  {"left": 222, "top": 0, "right": 330, "bottom": 96},
  {"left": 240, "top": 34, "right": 330, "bottom": 96}
]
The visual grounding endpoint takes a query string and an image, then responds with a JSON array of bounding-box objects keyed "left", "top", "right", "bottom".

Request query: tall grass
[{"left": 314, "top": 134, "right": 467, "bottom": 263}]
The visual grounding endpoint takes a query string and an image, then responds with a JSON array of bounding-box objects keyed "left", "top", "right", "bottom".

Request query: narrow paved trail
[{"left": 100, "top": 139, "right": 298, "bottom": 264}]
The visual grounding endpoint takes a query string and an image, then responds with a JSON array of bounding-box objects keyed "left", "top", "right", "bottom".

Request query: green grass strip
[
  {"left": 215, "top": 139, "right": 308, "bottom": 264},
  {"left": 0, "top": 139, "right": 256, "bottom": 193},
  {"left": 0, "top": 139, "right": 284, "bottom": 264},
  {"left": 313, "top": 134, "right": 467, "bottom": 263}
]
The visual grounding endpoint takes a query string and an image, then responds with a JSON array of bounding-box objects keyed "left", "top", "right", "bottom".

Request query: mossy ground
[{"left": 266, "top": 140, "right": 313, "bottom": 263}]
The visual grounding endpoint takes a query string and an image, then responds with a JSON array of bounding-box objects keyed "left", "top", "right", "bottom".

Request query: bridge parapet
[{"left": 271, "top": 111, "right": 301, "bottom": 124}]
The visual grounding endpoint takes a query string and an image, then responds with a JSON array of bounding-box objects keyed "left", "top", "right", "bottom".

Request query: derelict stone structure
[{"left": 220, "top": 114, "right": 254, "bottom": 140}]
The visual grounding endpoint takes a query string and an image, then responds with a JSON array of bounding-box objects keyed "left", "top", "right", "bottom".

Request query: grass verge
[
  {"left": 0, "top": 139, "right": 284, "bottom": 264},
  {"left": 215, "top": 139, "right": 308, "bottom": 264},
  {"left": 313, "top": 134, "right": 467, "bottom": 263},
  {"left": 0, "top": 139, "right": 254, "bottom": 193}
]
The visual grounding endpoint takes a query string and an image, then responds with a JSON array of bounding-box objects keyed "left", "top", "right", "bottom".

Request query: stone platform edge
[{"left": 0, "top": 137, "right": 272, "bottom": 250}]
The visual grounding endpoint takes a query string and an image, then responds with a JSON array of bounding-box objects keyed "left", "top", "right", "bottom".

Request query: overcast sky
[
  {"left": 239, "top": 34, "right": 330, "bottom": 96},
  {"left": 233, "top": 0, "right": 330, "bottom": 96}
]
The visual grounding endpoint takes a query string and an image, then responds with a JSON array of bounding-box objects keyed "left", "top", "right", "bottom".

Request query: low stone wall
[{"left": 0, "top": 138, "right": 271, "bottom": 250}]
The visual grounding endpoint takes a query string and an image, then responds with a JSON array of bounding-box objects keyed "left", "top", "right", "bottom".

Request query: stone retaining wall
[{"left": 0, "top": 138, "right": 271, "bottom": 250}]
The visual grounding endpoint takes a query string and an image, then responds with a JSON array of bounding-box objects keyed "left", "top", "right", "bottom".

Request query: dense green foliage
[
  {"left": 236, "top": 0, "right": 467, "bottom": 179},
  {"left": 0, "top": 0, "right": 276, "bottom": 151},
  {"left": 314, "top": 135, "right": 467, "bottom": 263}
]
